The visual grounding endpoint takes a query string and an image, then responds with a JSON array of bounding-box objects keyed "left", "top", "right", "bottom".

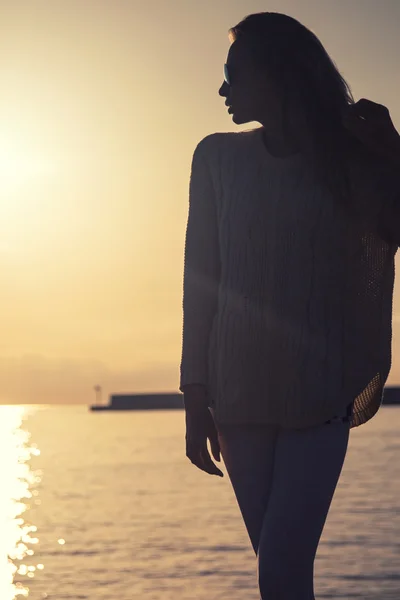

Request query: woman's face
[{"left": 218, "top": 39, "right": 284, "bottom": 132}]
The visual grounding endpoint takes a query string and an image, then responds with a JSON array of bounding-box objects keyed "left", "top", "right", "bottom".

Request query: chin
[
  {"left": 231, "top": 111, "right": 252, "bottom": 125},
  {"left": 230, "top": 111, "right": 242, "bottom": 123}
]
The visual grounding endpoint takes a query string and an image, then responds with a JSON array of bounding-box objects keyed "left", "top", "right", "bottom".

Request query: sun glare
[
  {"left": 0, "top": 406, "right": 41, "bottom": 599},
  {"left": 0, "top": 135, "right": 56, "bottom": 194}
]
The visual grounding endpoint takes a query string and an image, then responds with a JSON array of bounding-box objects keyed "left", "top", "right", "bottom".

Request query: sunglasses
[{"left": 223, "top": 63, "right": 231, "bottom": 86}]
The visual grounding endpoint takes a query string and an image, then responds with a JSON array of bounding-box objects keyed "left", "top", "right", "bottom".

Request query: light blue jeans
[{"left": 210, "top": 409, "right": 351, "bottom": 599}]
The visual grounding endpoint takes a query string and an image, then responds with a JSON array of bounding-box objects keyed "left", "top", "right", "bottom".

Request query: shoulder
[
  {"left": 194, "top": 131, "right": 232, "bottom": 155},
  {"left": 193, "top": 130, "right": 250, "bottom": 167}
]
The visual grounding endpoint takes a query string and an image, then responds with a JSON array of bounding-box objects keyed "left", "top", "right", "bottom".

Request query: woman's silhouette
[{"left": 180, "top": 12, "right": 400, "bottom": 599}]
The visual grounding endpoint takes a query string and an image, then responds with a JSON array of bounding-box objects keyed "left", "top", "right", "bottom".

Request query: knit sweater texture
[{"left": 179, "top": 127, "right": 399, "bottom": 429}]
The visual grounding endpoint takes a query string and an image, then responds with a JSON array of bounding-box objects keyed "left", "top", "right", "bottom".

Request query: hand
[
  {"left": 342, "top": 98, "right": 400, "bottom": 164},
  {"left": 184, "top": 389, "right": 223, "bottom": 477}
]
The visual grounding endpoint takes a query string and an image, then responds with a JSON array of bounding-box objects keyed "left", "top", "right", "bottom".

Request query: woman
[{"left": 179, "top": 12, "right": 400, "bottom": 600}]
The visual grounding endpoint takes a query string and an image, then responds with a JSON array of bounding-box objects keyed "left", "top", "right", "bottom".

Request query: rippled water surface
[{"left": 1, "top": 404, "right": 399, "bottom": 599}]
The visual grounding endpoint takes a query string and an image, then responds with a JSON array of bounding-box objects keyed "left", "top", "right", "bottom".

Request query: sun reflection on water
[{"left": 0, "top": 406, "right": 42, "bottom": 599}]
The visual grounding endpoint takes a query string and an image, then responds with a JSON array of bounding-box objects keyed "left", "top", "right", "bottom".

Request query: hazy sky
[{"left": 0, "top": 0, "right": 399, "bottom": 404}]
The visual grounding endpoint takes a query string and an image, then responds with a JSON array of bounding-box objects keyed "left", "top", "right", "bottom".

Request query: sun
[
  {"left": 0, "top": 130, "right": 59, "bottom": 257},
  {"left": 0, "top": 134, "right": 56, "bottom": 194}
]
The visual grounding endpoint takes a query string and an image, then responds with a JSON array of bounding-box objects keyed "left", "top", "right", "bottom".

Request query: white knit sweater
[{"left": 179, "top": 127, "right": 399, "bottom": 429}]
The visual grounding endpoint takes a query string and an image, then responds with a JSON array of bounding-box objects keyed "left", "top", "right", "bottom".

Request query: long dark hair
[{"left": 228, "top": 12, "right": 357, "bottom": 213}]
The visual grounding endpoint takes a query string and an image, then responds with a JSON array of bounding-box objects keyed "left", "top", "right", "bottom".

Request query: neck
[{"left": 260, "top": 126, "right": 300, "bottom": 158}]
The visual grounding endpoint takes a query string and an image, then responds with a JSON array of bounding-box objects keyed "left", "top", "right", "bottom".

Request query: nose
[{"left": 219, "top": 81, "right": 229, "bottom": 97}]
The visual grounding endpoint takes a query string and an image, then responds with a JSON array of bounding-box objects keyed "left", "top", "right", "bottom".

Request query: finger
[
  {"left": 209, "top": 432, "right": 221, "bottom": 462},
  {"left": 354, "top": 98, "right": 378, "bottom": 112},
  {"left": 343, "top": 118, "right": 367, "bottom": 136},
  {"left": 186, "top": 440, "right": 213, "bottom": 472},
  {"left": 189, "top": 451, "right": 221, "bottom": 476},
  {"left": 343, "top": 106, "right": 367, "bottom": 123},
  {"left": 342, "top": 109, "right": 377, "bottom": 138},
  {"left": 206, "top": 409, "right": 221, "bottom": 462},
  {"left": 188, "top": 454, "right": 212, "bottom": 474},
  {"left": 200, "top": 447, "right": 224, "bottom": 477},
  {"left": 342, "top": 115, "right": 369, "bottom": 139},
  {"left": 186, "top": 447, "right": 208, "bottom": 471},
  {"left": 348, "top": 99, "right": 389, "bottom": 122},
  {"left": 356, "top": 98, "right": 389, "bottom": 115}
]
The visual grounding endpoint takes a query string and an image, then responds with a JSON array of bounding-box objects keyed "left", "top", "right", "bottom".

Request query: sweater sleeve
[
  {"left": 347, "top": 141, "right": 400, "bottom": 247},
  {"left": 376, "top": 170, "right": 400, "bottom": 247},
  {"left": 179, "top": 137, "right": 220, "bottom": 392},
  {"left": 361, "top": 153, "right": 400, "bottom": 247}
]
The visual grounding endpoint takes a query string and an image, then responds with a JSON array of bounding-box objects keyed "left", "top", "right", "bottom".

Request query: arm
[
  {"left": 179, "top": 137, "right": 220, "bottom": 392},
  {"left": 350, "top": 152, "right": 400, "bottom": 248},
  {"left": 375, "top": 164, "right": 400, "bottom": 247},
  {"left": 343, "top": 98, "right": 400, "bottom": 247}
]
